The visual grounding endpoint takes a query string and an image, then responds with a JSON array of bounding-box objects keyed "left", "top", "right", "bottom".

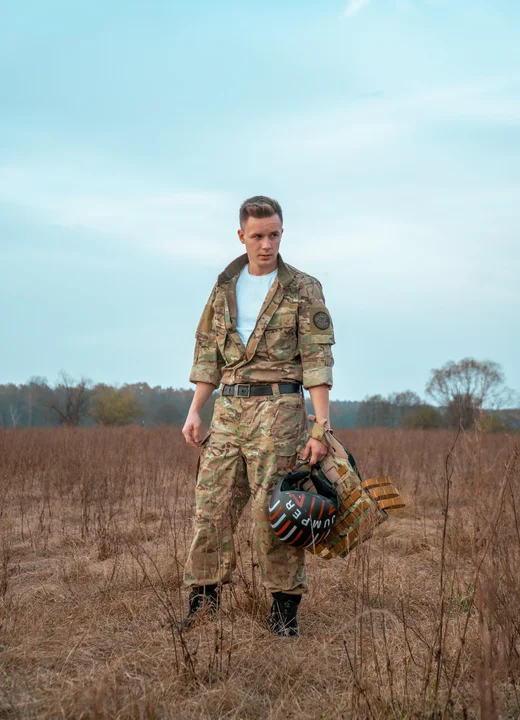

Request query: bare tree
[
  {"left": 9, "top": 404, "right": 22, "bottom": 428},
  {"left": 46, "top": 372, "right": 92, "bottom": 427},
  {"left": 426, "top": 358, "right": 510, "bottom": 429},
  {"left": 358, "top": 390, "right": 423, "bottom": 428},
  {"left": 389, "top": 390, "right": 422, "bottom": 407},
  {"left": 357, "top": 394, "right": 393, "bottom": 428}
]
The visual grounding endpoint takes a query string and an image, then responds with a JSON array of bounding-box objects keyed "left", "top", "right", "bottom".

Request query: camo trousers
[{"left": 184, "top": 392, "right": 308, "bottom": 595}]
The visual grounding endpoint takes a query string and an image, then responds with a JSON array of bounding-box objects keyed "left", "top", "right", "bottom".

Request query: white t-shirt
[{"left": 236, "top": 265, "right": 278, "bottom": 346}]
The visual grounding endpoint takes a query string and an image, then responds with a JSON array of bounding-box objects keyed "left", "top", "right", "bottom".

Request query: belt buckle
[{"left": 235, "top": 384, "right": 250, "bottom": 398}]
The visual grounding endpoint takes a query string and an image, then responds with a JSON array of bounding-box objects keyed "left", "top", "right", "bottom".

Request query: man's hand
[
  {"left": 183, "top": 411, "right": 203, "bottom": 448},
  {"left": 182, "top": 383, "right": 216, "bottom": 448},
  {"left": 300, "top": 437, "right": 328, "bottom": 466}
]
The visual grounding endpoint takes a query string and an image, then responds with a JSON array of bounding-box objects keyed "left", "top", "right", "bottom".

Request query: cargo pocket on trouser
[
  {"left": 269, "top": 393, "right": 307, "bottom": 451},
  {"left": 195, "top": 430, "right": 212, "bottom": 477},
  {"left": 275, "top": 444, "right": 299, "bottom": 479}
]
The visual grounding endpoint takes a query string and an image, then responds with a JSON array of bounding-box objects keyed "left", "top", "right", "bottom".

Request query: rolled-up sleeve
[
  {"left": 297, "top": 278, "right": 335, "bottom": 389},
  {"left": 189, "top": 284, "right": 224, "bottom": 387}
]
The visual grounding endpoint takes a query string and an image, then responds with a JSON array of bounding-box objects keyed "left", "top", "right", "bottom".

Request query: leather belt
[{"left": 221, "top": 383, "right": 303, "bottom": 398}]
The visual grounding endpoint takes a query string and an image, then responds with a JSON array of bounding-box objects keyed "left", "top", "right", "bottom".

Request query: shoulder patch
[
  {"left": 309, "top": 306, "right": 332, "bottom": 334},
  {"left": 313, "top": 311, "right": 330, "bottom": 331}
]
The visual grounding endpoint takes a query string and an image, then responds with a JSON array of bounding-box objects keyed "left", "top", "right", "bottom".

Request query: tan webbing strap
[
  {"left": 362, "top": 476, "right": 393, "bottom": 489},
  {"left": 368, "top": 486, "right": 401, "bottom": 501},
  {"left": 377, "top": 496, "right": 406, "bottom": 510}
]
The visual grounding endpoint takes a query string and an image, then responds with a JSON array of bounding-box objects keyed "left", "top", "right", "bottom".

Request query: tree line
[
  {"left": 0, "top": 359, "right": 518, "bottom": 431},
  {"left": 0, "top": 373, "right": 212, "bottom": 429}
]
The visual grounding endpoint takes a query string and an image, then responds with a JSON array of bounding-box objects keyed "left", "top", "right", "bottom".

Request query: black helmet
[{"left": 269, "top": 462, "right": 339, "bottom": 548}]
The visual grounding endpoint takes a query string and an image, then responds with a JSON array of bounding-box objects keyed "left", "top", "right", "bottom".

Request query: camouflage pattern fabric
[
  {"left": 184, "top": 393, "right": 309, "bottom": 594},
  {"left": 189, "top": 253, "right": 335, "bottom": 390}
]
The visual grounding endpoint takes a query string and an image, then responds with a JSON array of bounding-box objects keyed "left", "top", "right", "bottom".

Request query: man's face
[{"left": 238, "top": 214, "right": 283, "bottom": 273}]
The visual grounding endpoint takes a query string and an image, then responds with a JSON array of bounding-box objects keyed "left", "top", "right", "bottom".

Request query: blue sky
[{"left": 1, "top": 0, "right": 519, "bottom": 401}]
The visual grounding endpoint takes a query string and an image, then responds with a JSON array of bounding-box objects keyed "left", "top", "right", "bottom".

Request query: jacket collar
[{"left": 217, "top": 253, "right": 295, "bottom": 289}]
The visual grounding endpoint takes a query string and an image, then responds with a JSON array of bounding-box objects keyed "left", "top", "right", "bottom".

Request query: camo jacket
[{"left": 189, "top": 254, "right": 335, "bottom": 390}]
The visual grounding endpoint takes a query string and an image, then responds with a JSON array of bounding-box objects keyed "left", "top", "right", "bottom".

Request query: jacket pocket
[{"left": 264, "top": 310, "right": 298, "bottom": 361}]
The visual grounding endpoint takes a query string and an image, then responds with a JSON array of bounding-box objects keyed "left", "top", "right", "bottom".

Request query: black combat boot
[
  {"left": 181, "top": 584, "right": 220, "bottom": 630},
  {"left": 268, "top": 592, "right": 301, "bottom": 637}
]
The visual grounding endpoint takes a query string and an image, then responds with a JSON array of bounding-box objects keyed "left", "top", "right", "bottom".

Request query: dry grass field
[{"left": 0, "top": 426, "right": 519, "bottom": 719}]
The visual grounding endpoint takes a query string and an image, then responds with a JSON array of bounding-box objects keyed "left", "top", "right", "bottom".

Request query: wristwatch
[{"left": 310, "top": 417, "right": 330, "bottom": 442}]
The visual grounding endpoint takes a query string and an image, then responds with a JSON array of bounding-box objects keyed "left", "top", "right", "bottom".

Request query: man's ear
[{"left": 237, "top": 228, "right": 245, "bottom": 244}]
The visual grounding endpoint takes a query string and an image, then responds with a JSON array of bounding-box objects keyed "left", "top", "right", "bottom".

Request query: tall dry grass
[{"left": 0, "top": 426, "right": 518, "bottom": 719}]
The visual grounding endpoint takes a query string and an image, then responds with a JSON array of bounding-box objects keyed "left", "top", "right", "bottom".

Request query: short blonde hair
[{"left": 239, "top": 196, "right": 283, "bottom": 228}]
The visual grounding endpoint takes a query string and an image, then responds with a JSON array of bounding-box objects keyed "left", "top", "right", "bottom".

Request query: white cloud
[
  {"left": 35, "top": 190, "right": 235, "bottom": 261},
  {"left": 233, "top": 75, "right": 520, "bottom": 184},
  {"left": 0, "top": 165, "right": 237, "bottom": 261},
  {"left": 3, "top": 161, "right": 504, "bottom": 311},
  {"left": 343, "top": 0, "right": 370, "bottom": 18},
  {"left": 1, "top": 73, "right": 519, "bottom": 284},
  {"left": 407, "top": 78, "right": 520, "bottom": 123}
]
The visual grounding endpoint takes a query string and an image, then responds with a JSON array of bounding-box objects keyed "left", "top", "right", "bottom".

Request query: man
[{"left": 182, "top": 196, "right": 335, "bottom": 636}]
